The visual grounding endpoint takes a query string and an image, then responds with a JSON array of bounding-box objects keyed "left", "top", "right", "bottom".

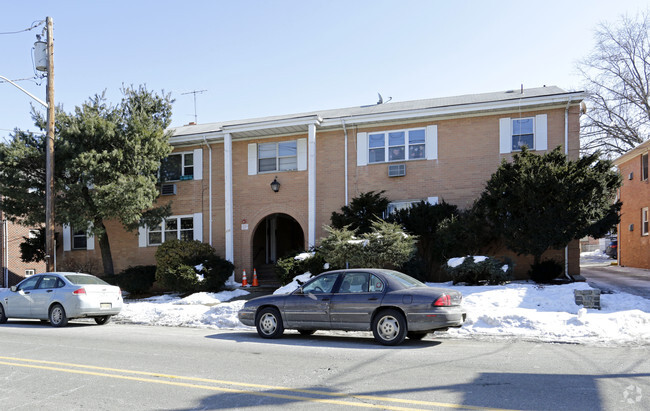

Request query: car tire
[
  {"left": 407, "top": 332, "right": 427, "bottom": 340},
  {"left": 372, "top": 309, "right": 407, "bottom": 346},
  {"left": 0, "top": 304, "right": 7, "bottom": 324},
  {"left": 298, "top": 329, "right": 315, "bottom": 336},
  {"left": 49, "top": 304, "right": 68, "bottom": 327},
  {"left": 256, "top": 307, "right": 284, "bottom": 339},
  {"left": 94, "top": 316, "right": 111, "bottom": 325}
]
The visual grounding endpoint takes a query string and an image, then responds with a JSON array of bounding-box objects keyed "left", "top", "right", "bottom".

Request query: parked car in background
[
  {"left": 605, "top": 237, "right": 618, "bottom": 259},
  {"left": 238, "top": 268, "right": 466, "bottom": 345},
  {"left": 0, "top": 272, "right": 123, "bottom": 327}
]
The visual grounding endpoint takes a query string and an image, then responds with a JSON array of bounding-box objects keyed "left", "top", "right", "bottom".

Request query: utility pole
[
  {"left": 44, "top": 16, "right": 55, "bottom": 272},
  {"left": 181, "top": 89, "right": 206, "bottom": 124}
]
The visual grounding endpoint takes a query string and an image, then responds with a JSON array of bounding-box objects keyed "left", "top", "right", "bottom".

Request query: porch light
[{"left": 270, "top": 176, "right": 280, "bottom": 193}]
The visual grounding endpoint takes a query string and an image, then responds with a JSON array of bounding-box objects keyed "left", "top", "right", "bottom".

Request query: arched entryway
[{"left": 252, "top": 213, "right": 305, "bottom": 284}]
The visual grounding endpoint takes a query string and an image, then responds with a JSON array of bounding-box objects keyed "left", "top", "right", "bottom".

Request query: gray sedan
[
  {"left": 238, "top": 269, "right": 466, "bottom": 345},
  {"left": 0, "top": 272, "right": 123, "bottom": 327}
]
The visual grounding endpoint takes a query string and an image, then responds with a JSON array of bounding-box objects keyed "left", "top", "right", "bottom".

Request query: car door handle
[
  {"left": 47, "top": 290, "right": 53, "bottom": 293},
  {"left": 368, "top": 297, "right": 378, "bottom": 301},
  {"left": 321, "top": 298, "right": 330, "bottom": 301},
  {"left": 24, "top": 291, "right": 30, "bottom": 295}
]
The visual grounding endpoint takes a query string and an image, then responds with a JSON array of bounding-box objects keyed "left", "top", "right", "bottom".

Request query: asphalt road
[
  {"left": 1, "top": 321, "right": 649, "bottom": 410},
  {"left": 580, "top": 264, "right": 650, "bottom": 299}
]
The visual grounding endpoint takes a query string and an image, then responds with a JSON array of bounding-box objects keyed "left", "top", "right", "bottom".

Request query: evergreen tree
[
  {"left": 0, "top": 86, "right": 174, "bottom": 274},
  {"left": 477, "top": 147, "right": 621, "bottom": 266},
  {"left": 330, "top": 191, "right": 389, "bottom": 234}
]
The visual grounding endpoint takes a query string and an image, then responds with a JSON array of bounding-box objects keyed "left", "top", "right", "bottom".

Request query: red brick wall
[
  {"left": 617, "top": 149, "right": 650, "bottom": 269},
  {"left": 0, "top": 219, "right": 46, "bottom": 287}
]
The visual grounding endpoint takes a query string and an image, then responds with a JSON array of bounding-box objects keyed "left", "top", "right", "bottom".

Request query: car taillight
[
  {"left": 73, "top": 287, "right": 86, "bottom": 295},
  {"left": 433, "top": 294, "right": 451, "bottom": 306}
]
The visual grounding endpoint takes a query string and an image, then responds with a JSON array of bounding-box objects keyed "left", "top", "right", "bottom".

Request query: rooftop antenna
[
  {"left": 181, "top": 89, "right": 207, "bottom": 124},
  {"left": 377, "top": 92, "right": 392, "bottom": 105}
]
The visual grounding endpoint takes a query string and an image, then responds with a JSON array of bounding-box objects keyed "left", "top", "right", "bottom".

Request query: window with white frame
[
  {"left": 512, "top": 118, "right": 534, "bottom": 151},
  {"left": 160, "top": 152, "right": 194, "bottom": 182},
  {"left": 386, "top": 200, "right": 419, "bottom": 216},
  {"left": 642, "top": 153, "right": 648, "bottom": 181},
  {"left": 368, "top": 128, "right": 426, "bottom": 164},
  {"left": 25, "top": 269, "right": 35, "bottom": 276},
  {"left": 72, "top": 228, "right": 87, "bottom": 250},
  {"left": 258, "top": 141, "right": 297, "bottom": 173},
  {"left": 148, "top": 216, "right": 194, "bottom": 246},
  {"left": 642, "top": 207, "right": 649, "bottom": 236}
]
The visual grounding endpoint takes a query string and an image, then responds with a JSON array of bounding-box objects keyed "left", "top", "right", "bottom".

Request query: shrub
[
  {"left": 444, "top": 256, "right": 513, "bottom": 285},
  {"left": 274, "top": 252, "right": 327, "bottom": 285},
  {"left": 529, "top": 259, "right": 564, "bottom": 284},
  {"left": 115, "top": 265, "right": 157, "bottom": 294},
  {"left": 155, "top": 239, "right": 234, "bottom": 293},
  {"left": 319, "top": 220, "right": 416, "bottom": 269}
]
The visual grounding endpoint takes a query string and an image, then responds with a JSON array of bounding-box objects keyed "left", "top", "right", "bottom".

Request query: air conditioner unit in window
[
  {"left": 161, "top": 183, "right": 177, "bottom": 195},
  {"left": 388, "top": 164, "right": 406, "bottom": 177}
]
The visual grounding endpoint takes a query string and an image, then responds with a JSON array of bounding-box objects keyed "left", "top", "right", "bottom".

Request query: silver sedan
[
  {"left": 238, "top": 268, "right": 467, "bottom": 345},
  {"left": 0, "top": 272, "right": 123, "bottom": 327}
]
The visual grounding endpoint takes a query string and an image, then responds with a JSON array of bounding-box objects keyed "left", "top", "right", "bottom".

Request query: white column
[
  {"left": 308, "top": 123, "right": 317, "bottom": 248},
  {"left": 224, "top": 133, "right": 234, "bottom": 263}
]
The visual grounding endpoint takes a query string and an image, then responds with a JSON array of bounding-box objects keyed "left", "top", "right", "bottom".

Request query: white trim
[
  {"left": 138, "top": 226, "right": 147, "bottom": 248},
  {"left": 193, "top": 212, "right": 203, "bottom": 241},
  {"left": 499, "top": 117, "right": 512, "bottom": 154},
  {"left": 308, "top": 124, "right": 316, "bottom": 248},
  {"left": 427, "top": 196, "right": 439, "bottom": 205},
  {"left": 86, "top": 231, "right": 95, "bottom": 251},
  {"left": 356, "top": 132, "right": 368, "bottom": 166},
  {"left": 248, "top": 143, "right": 257, "bottom": 175},
  {"left": 193, "top": 148, "right": 203, "bottom": 180},
  {"left": 535, "top": 114, "right": 548, "bottom": 151},
  {"left": 425, "top": 125, "right": 438, "bottom": 160},
  {"left": 297, "top": 138, "right": 307, "bottom": 171},
  {"left": 642, "top": 207, "right": 649, "bottom": 236},
  {"left": 224, "top": 133, "right": 234, "bottom": 262},
  {"left": 63, "top": 224, "right": 71, "bottom": 252}
]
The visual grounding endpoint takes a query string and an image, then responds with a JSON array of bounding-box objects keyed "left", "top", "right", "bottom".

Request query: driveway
[{"left": 580, "top": 264, "right": 650, "bottom": 299}]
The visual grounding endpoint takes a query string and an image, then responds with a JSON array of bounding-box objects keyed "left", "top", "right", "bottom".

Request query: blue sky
[{"left": 0, "top": 0, "right": 647, "bottom": 140}]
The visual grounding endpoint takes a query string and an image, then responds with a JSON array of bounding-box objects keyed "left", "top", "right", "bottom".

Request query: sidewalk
[{"left": 580, "top": 264, "right": 650, "bottom": 299}]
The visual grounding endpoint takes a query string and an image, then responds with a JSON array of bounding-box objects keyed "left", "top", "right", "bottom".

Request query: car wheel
[
  {"left": 372, "top": 309, "right": 406, "bottom": 346},
  {"left": 49, "top": 304, "right": 68, "bottom": 327},
  {"left": 94, "top": 316, "right": 111, "bottom": 325},
  {"left": 256, "top": 307, "right": 284, "bottom": 339},
  {"left": 0, "top": 304, "right": 7, "bottom": 324},
  {"left": 298, "top": 329, "right": 315, "bottom": 336},
  {"left": 407, "top": 332, "right": 427, "bottom": 340}
]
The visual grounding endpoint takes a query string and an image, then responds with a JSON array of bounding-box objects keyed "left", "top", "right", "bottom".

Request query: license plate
[{"left": 100, "top": 303, "right": 112, "bottom": 310}]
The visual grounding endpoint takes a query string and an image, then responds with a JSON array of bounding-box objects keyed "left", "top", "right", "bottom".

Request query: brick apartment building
[
  {"left": 0, "top": 214, "right": 46, "bottom": 287},
  {"left": 55, "top": 86, "right": 585, "bottom": 282},
  {"left": 614, "top": 139, "right": 650, "bottom": 269}
]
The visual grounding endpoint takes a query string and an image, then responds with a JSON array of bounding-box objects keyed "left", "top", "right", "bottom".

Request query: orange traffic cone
[
  {"left": 252, "top": 269, "right": 259, "bottom": 287},
  {"left": 241, "top": 270, "right": 249, "bottom": 287}
]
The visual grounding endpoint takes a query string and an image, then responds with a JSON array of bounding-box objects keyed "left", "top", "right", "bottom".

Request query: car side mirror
[{"left": 10, "top": 286, "right": 17, "bottom": 292}]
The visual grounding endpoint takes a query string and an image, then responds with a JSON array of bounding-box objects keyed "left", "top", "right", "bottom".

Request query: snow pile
[
  {"left": 273, "top": 272, "right": 312, "bottom": 295},
  {"left": 581, "top": 249, "right": 614, "bottom": 265},
  {"left": 113, "top": 277, "right": 650, "bottom": 346},
  {"left": 440, "top": 281, "right": 650, "bottom": 345}
]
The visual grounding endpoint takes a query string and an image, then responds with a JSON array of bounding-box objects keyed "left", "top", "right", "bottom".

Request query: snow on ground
[
  {"left": 581, "top": 249, "right": 615, "bottom": 265},
  {"left": 113, "top": 274, "right": 650, "bottom": 346}
]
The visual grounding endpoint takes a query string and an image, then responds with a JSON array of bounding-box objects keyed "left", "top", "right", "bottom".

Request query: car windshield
[
  {"left": 382, "top": 270, "right": 426, "bottom": 289},
  {"left": 64, "top": 274, "right": 109, "bottom": 285}
]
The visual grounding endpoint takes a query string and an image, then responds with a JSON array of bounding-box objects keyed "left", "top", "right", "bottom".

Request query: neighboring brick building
[
  {"left": 56, "top": 86, "right": 584, "bottom": 281},
  {"left": 0, "top": 214, "right": 46, "bottom": 287},
  {"left": 613, "top": 139, "right": 650, "bottom": 269}
]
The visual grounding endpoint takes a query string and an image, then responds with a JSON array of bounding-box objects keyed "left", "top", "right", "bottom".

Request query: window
[
  {"left": 72, "top": 228, "right": 87, "bottom": 250},
  {"left": 386, "top": 200, "right": 419, "bottom": 216},
  {"left": 258, "top": 141, "right": 297, "bottom": 173},
  {"left": 37, "top": 275, "right": 63, "bottom": 289},
  {"left": 160, "top": 152, "right": 194, "bottom": 182},
  {"left": 148, "top": 216, "right": 194, "bottom": 246},
  {"left": 25, "top": 269, "right": 35, "bottom": 276},
  {"left": 301, "top": 273, "right": 338, "bottom": 294},
  {"left": 643, "top": 207, "right": 649, "bottom": 236},
  {"left": 512, "top": 118, "right": 534, "bottom": 151},
  {"left": 368, "top": 128, "right": 426, "bottom": 164},
  {"left": 17, "top": 275, "right": 40, "bottom": 291},
  {"left": 338, "top": 272, "right": 383, "bottom": 293},
  {"left": 642, "top": 153, "right": 648, "bottom": 181}
]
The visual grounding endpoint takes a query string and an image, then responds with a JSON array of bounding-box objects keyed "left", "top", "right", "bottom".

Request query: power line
[{"left": 0, "top": 20, "right": 45, "bottom": 35}]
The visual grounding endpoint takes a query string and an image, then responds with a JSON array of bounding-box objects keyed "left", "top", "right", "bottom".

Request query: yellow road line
[{"left": 0, "top": 356, "right": 518, "bottom": 411}]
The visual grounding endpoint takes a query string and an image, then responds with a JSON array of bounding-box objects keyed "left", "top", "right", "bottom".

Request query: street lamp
[{"left": 270, "top": 176, "right": 280, "bottom": 193}]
